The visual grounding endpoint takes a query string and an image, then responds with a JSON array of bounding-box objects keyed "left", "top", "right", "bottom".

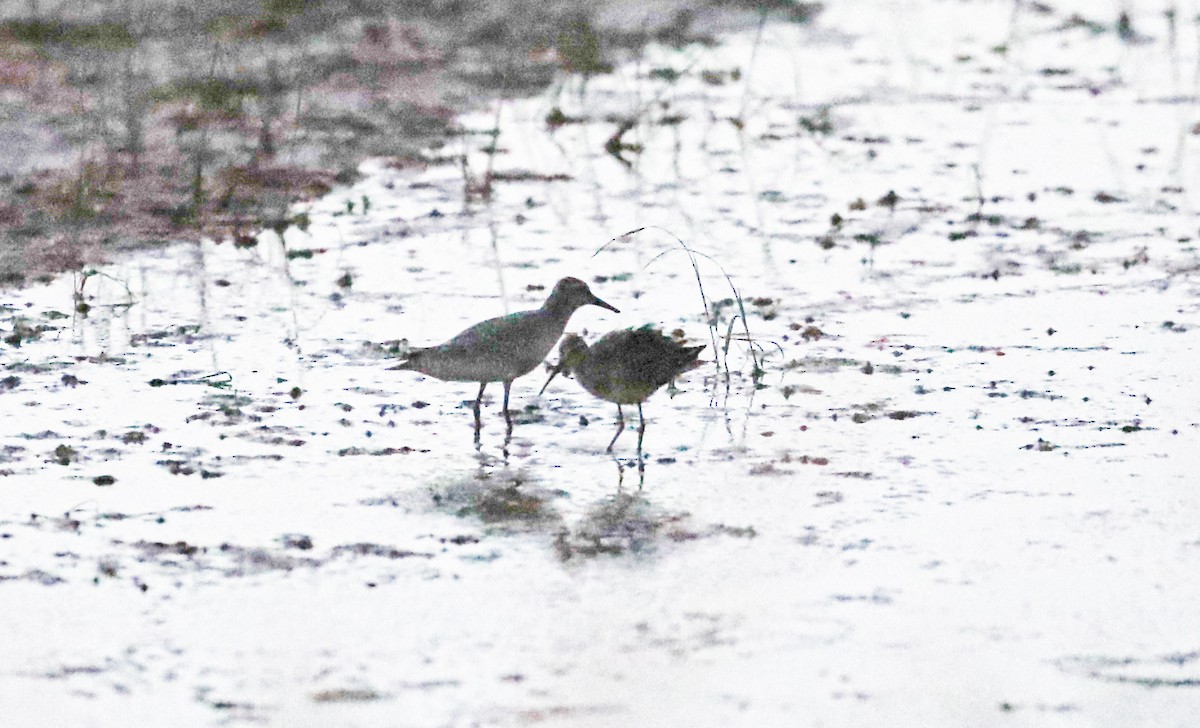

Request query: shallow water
[{"left": 3, "top": 1, "right": 1200, "bottom": 725}]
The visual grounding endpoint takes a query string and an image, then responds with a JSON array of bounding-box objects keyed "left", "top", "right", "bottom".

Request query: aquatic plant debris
[{"left": 2, "top": 3, "right": 1200, "bottom": 727}]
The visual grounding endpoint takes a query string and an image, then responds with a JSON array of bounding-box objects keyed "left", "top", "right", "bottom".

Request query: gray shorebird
[
  {"left": 540, "top": 326, "right": 704, "bottom": 454},
  {"left": 391, "top": 277, "right": 619, "bottom": 437}
]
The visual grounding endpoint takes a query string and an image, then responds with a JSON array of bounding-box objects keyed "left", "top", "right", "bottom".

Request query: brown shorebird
[
  {"left": 540, "top": 327, "right": 704, "bottom": 455},
  {"left": 391, "top": 277, "right": 618, "bottom": 439}
]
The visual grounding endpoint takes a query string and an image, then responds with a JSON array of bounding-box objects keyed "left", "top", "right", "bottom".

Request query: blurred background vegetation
[{"left": 0, "top": 0, "right": 821, "bottom": 285}]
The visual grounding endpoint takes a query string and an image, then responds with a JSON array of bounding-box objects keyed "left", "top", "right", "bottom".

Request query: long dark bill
[
  {"left": 538, "top": 364, "right": 563, "bottom": 396},
  {"left": 591, "top": 296, "right": 620, "bottom": 313}
]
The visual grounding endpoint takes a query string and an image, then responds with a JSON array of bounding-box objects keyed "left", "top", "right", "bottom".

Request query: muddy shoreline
[{"left": 0, "top": 0, "right": 817, "bottom": 286}]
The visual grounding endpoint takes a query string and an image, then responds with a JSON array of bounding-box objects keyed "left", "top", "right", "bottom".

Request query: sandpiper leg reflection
[
  {"left": 606, "top": 405, "right": 626, "bottom": 453},
  {"left": 502, "top": 380, "right": 514, "bottom": 461},
  {"left": 636, "top": 403, "right": 647, "bottom": 473},
  {"left": 612, "top": 445, "right": 646, "bottom": 490},
  {"left": 502, "top": 380, "right": 513, "bottom": 427}
]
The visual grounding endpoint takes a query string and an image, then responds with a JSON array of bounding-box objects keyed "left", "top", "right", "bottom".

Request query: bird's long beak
[
  {"left": 591, "top": 295, "right": 619, "bottom": 313},
  {"left": 538, "top": 364, "right": 563, "bottom": 396}
]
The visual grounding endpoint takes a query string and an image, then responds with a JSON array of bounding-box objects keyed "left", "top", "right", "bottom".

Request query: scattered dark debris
[
  {"left": 711, "top": 524, "right": 756, "bottom": 538},
  {"left": 171, "top": 504, "right": 214, "bottom": 513},
  {"left": 336, "top": 446, "right": 427, "bottom": 456},
  {"left": 130, "top": 324, "right": 203, "bottom": 347},
  {"left": 52, "top": 444, "right": 77, "bottom": 466},
  {"left": 489, "top": 170, "right": 573, "bottom": 183},
  {"left": 218, "top": 544, "right": 321, "bottom": 574},
  {"left": 29, "top": 512, "right": 82, "bottom": 532},
  {"left": 157, "top": 460, "right": 223, "bottom": 478},
  {"left": 0, "top": 444, "right": 26, "bottom": 464},
  {"left": 149, "top": 371, "right": 233, "bottom": 389},
  {"left": 546, "top": 106, "right": 585, "bottom": 129},
  {"left": 159, "top": 460, "right": 196, "bottom": 476},
  {"left": 783, "top": 453, "right": 828, "bottom": 466},
  {"left": 331, "top": 543, "right": 433, "bottom": 560},
  {"left": 0, "top": 569, "right": 65, "bottom": 586},
  {"left": 784, "top": 356, "right": 862, "bottom": 373},
  {"left": 132, "top": 540, "right": 202, "bottom": 558},
  {"left": 1122, "top": 247, "right": 1149, "bottom": 269},
  {"left": 233, "top": 233, "right": 258, "bottom": 249},
  {"left": 281, "top": 534, "right": 314, "bottom": 550},
  {"left": 699, "top": 67, "right": 741, "bottom": 85},
  {"left": 831, "top": 590, "right": 892, "bottom": 605},
  {"left": 1023, "top": 438, "right": 1058, "bottom": 451},
  {"left": 749, "top": 297, "right": 777, "bottom": 320},
  {"left": 45, "top": 662, "right": 110, "bottom": 681},
  {"left": 207, "top": 699, "right": 258, "bottom": 712},
  {"left": 649, "top": 66, "right": 683, "bottom": 83},
  {"left": 799, "top": 106, "right": 833, "bottom": 135},
  {"left": 311, "top": 689, "right": 386, "bottom": 703},
  {"left": 787, "top": 323, "right": 823, "bottom": 340},
  {"left": 749, "top": 461, "right": 790, "bottom": 476},
  {"left": 1056, "top": 652, "right": 1200, "bottom": 687}
]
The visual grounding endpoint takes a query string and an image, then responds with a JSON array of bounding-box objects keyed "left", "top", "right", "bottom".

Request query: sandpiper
[
  {"left": 391, "top": 277, "right": 619, "bottom": 436},
  {"left": 540, "top": 326, "right": 704, "bottom": 454}
]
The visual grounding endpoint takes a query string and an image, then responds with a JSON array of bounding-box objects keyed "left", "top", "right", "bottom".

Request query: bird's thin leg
[
  {"left": 473, "top": 382, "right": 486, "bottom": 446},
  {"left": 502, "top": 380, "right": 513, "bottom": 425},
  {"left": 636, "top": 403, "right": 646, "bottom": 475},
  {"left": 606, "top": 404, "right": 625, "bottom": 453},
  {"left": 502, "top": 381, "right": 513, "bottom": 460}
]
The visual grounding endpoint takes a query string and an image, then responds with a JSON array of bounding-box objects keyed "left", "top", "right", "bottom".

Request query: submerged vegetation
[{"left": 0, "top": 0, "right": 814, "bottom": 285}]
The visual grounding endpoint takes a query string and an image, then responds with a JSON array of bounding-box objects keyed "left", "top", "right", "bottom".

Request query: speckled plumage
[{"left": 541, "top": 327, "right": 704, "bottom": 453}]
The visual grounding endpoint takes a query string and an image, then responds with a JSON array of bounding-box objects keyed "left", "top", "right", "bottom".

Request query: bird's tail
[
  {"left": 680, "top": 345, "right": 706, "bottom": 370},
  {"left": 387, "top": 349, "right": 423, "bottom": 371}
]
